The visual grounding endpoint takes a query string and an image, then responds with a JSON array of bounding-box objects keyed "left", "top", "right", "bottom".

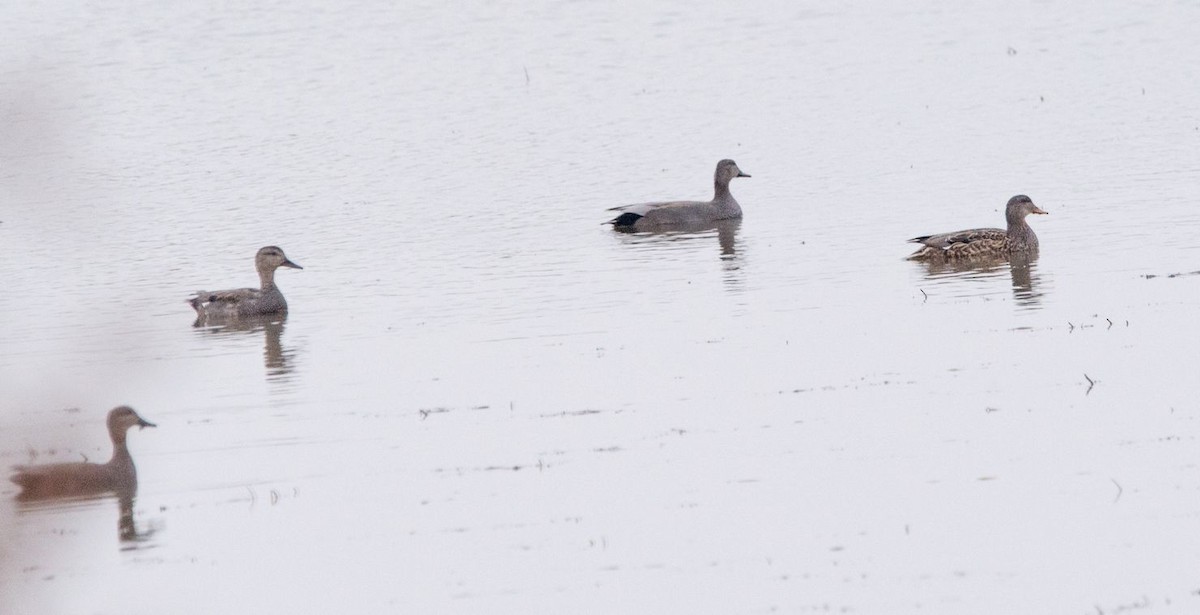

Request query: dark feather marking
[{"left": 611, "top": 212, "right": 644, "bottom": 227}]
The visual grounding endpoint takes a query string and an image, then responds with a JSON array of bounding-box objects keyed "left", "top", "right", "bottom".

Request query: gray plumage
[
  {"left": 188, "top": 246, "right": 302, "bottom": 318},
  {"left": 907, "top": 195, "right": 1048, "bottom": 260},
  {"left": 609, "top": 159, "right": 750, "bottom": 230},
  {"left": 10, "top": 406, "right": 156, "bottom": 500}
]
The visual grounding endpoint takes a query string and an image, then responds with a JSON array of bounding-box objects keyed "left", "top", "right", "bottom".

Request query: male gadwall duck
[
  {"left": 907, "top": 195, "right": 1048, "bottom": 260},
  {"left": 608, "top": 159, "right": 750, "bottom": 230},
  {"left": 10, "top": 406, "right": 156, "bottom": 500},
  {"left": 188, "top": 246, "right": 302, "bottom": 318}
]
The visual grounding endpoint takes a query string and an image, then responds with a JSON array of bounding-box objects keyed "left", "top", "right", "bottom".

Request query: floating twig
[
  {"left": 1110, "top": 478, "right": 1123, "bottom": 503},
  {"left": 1084, "top": 373, "right": 1097, "bottom": 394},
  {"left": 419, "top": 407, "right": 451, "bottom": 420}
]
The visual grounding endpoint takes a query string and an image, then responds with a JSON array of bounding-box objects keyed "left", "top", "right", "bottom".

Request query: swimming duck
[
  {"left": 9, "top": 406, "right": 156, "bottom": 500},
  {"left": 609, "top": 159, "right": 750, "bottom": 230},
  {"left": 188, "top": 246, "right": 302, "bottom": 318},
  {"left": 907, "top": 195, "right": 1048, "bottom": 259}
]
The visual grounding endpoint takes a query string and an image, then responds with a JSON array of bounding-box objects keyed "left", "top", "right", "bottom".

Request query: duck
[
  {"left": 188, "top": 246, "right": 302, "bottom": 318},
  {"left": 907, "top": 195, "right": 1048, "bottom": 260},
  {"left": 9, "top": 406, "right": 156, "bottom": 500},
  {"left": 609, "top": 159, "right": 750, "bottom": 230}
]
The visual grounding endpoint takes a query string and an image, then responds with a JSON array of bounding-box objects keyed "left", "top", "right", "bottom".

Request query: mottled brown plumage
[
  {"left": 908, "top": 195, "right": 1047, "bottom": 260},
  {"left": 188, "top": 246, "right": 302, "bottom": 320},
  {"left": 10, "top": 406, "right": 156, "bottom": 501}
]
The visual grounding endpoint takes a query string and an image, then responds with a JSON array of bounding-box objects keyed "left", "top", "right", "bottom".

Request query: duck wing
[
  {"left": 608, "top": 200, "right": 709, "bottom": 226},
  {"left": 10, "top": 461, "right": 113, "bottom": 498},
  {"left": 608, "top": 200, "right": 695, "bottom": 215},
  {"left": 908, "top": 227, "right": 1009, "bottom": 259},
  {"left": 188, "top": 287, "right": 261, "bottom": 310},
  {"left": 909, "top": 227, "right": 1005, "bottom": 249}
]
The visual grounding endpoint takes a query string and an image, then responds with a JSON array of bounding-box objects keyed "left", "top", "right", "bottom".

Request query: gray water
[{"left": 3, "top": 1, "right": 1200, "bottom": 613}]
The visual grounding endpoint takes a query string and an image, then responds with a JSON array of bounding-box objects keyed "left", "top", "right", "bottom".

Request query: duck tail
[
  {"left": 186, "top": 294, "right": 206, "bottom": 313},
  {"left": 610, "top": 212, "right": 643, "bottom": 228},
  {"left": 9, "top": 466, "right": 34, "bottom": 489},
  {"left": 907, "top": 235, "right": 933, "bottom": 244},
  {"left": 906, "top": 246, "right": 943, "bottom": 260}
]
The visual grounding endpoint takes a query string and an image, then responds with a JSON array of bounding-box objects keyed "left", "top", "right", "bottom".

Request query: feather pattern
[
  {"left": 908, "top": 195, "right": 1047, "bottom": 260},
  {"left": 188, "top": 246, "right": 302, "bottom": 319},
  {"left": 609, "top": 159, "right": 749, "bottom": 230}
]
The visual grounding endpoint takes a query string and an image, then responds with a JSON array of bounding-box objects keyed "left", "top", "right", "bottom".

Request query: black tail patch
[{"left": 611, "top": 212, "right": 643, "bottom": 227}]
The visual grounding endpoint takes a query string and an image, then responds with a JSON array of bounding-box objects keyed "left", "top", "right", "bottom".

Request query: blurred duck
[
  {"left": 907, "top": 195, "right": 1048, "bottom": 260},
  {"left": 188, "top": 246, "right": 302, "bottom": 318},
  {"left": 608, "top": 159, "right": 750, "bottom": 230},
  {"left": 10, "top": 406, "right": 156, "bottom": 500}
]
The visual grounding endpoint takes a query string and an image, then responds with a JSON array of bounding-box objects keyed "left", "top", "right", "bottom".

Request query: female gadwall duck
[
  {"left": 188, "top": 246, "right": 302, "bottom": 318},
  {"left": 907, "top": 195, "right": 1048, "bottom": 260},
  {"left": 608, "top": 159, "right": 750, "bottom": 230},
  {"left": 10, "top": 406, "right": 156, "bottom": 500}
]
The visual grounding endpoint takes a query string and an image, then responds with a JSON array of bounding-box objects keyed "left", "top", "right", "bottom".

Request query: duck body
[
  {"left": 189, "top": 286, "right": 289, "bottom": 318},
  {"left": 189, "top": 246, "right": 302, "bottom": 319},
  {"left": 610, "top": 159, "right": 749, "bottom": 231},
  {"left": 10, "top": 406, "right": 156, "bottom": 500},
  {"left": 908, "top": 195, "right": 1047, "bottom": 260},
  {"left": 11, "top": 457, "right": 134, "bottom": 498}
]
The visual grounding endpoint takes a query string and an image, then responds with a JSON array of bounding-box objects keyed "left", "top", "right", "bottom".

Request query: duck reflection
[
  {"left": 613, "top": 218, "right": 742, "bottom": 256},
  {"left": 9, "top": 407, "right": 158, "bottom": 544},
  {"left": 714, "top": 219, "right": 745, "bottom": 293},
  {"left": 192, "top": 313, "right": 294, "bottom": 379},
  {"left": 1007, "top": 251, "right": 1044, "bottom": 308},
  {"left": 14, "top": 490, "right": 157, "bottom": 545},
  {"left": 613, "top": 218, "right": 745, "bottom": 291},
  {"left": 912, "top": 249, "right": 1045, "bottom": 308},
  {"left": 115, "top": 491, "right": 156, "bottom": 544},
  {"left": 714, "top": 218, "right": 740, "bottom": 258}
]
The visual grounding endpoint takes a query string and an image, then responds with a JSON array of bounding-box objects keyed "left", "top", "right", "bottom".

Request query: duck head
[
  {"left": 1006, "top": 195, "right": 1048, "bottom": 222},
  {"left": 715, "top": 159, "right": 750, "bottom": 188},
  {"left": 107, "top": 406, "right": 156, "bottom": 434},
  {"left": 255, "top": 246, "right": 303, "bottom": 272}
]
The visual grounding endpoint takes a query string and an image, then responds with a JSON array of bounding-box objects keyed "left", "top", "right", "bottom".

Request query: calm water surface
[{"left": 3, "top": 1, "right": 1200, "bottom": 613}]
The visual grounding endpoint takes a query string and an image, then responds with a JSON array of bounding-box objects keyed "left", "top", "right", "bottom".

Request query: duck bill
[
  {"left": 138, "top": 418, "right": 157, "bottom": 429},
  {"left": 737, "top": 171, "right": 751, "bottom": 178},
  {"left": 1031, "top": 206, "right": 1048, "bottom": 215},
  {"left": 281, "top": 259, "right": 303, "bottom": 269}
]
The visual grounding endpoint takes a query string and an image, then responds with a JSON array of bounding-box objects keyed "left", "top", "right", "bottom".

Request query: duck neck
[
  {"left": 1006, "top": 207, "right": 1027, "bottom": 228},
  {"left": 1006, "top": 215, "right": 1037, "bottom": 246},
  {"left": 109, "top": 427, "right": 133, "bottom": 465},
  {"left": 258, "top": 266, "right": 278, "bottom": 291},
  {"left": 713, "top": 179, "right": 733, "bottom": 203}
]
